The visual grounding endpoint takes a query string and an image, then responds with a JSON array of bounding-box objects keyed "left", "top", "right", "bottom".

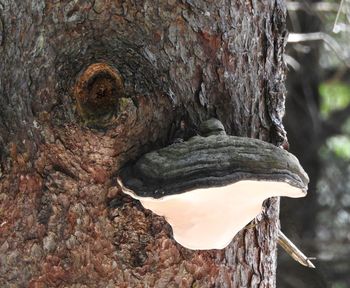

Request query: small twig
[
  {"left": 287, "top": 2, "right": 340, "bottom": 12},
  {"left": 278, "top": 230, "right": 316, "bottom": 269},
  {"left": 288, "top": 32, "right": 350, "bottom": 67},
  {"left": 284, "top": 54, "right": 301, "bottom": 71},
  {"left": 333, "top": 0, "right": 346, "bottom": 33}
]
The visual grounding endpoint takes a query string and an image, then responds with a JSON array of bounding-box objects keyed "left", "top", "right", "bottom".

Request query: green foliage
[
  {"left": 322, "top": 136, "right": 350, "bottom": 160},
  {"left": 332, "top": 283, "right": 349, "bottom": 288},
  {"left": 319, "top": 81, "right": 350, "bottom": 160},
  {"left": 319, "top": 81, "right": 350, "bottom": 118}
]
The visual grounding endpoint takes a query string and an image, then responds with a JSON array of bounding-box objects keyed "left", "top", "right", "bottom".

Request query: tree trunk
[{"left": 0, "top": 1, "right": 288, "bottom": 287}]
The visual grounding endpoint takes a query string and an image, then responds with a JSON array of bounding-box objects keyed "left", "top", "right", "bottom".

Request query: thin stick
[
  {"left": 278, "top": 230, "right": 316, "bottom": 269},
  {"left": 288, "top": 32, "right": 350, "bottom": 67},
  {"left": 333, "top": 0, "right": 346, "bottom": 33}
]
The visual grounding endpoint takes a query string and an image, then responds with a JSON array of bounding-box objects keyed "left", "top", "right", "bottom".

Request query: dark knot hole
[{"left": 74, "top": 63, "right": 124, "bottom": 125}]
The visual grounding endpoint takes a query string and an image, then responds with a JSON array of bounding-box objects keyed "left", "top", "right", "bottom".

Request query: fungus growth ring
[{"left": 118, "top": 119, "right": 309, "bottom": 250}]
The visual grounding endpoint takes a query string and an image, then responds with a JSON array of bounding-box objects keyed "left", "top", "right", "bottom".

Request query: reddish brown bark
[{"left": 0, "top": 1, "right": 288, "bottom": 287}]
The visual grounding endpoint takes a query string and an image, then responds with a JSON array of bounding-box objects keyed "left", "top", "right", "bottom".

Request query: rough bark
[{"left": 0, "top": 1, "right": 288, "bottom": 287}]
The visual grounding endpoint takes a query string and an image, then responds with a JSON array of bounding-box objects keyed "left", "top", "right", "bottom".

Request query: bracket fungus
[{"left": 118, "top": 118, "right": 309, "bottom": 250}]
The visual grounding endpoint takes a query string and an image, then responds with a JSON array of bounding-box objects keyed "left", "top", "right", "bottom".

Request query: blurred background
[{"left": 277, "top": 0, "right": 350, "bottom": 287}]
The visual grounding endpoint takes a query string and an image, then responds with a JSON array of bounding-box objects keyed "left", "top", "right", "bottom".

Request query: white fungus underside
[{"left": 120, "top": 180, "right": 306, "bottom": 250}]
